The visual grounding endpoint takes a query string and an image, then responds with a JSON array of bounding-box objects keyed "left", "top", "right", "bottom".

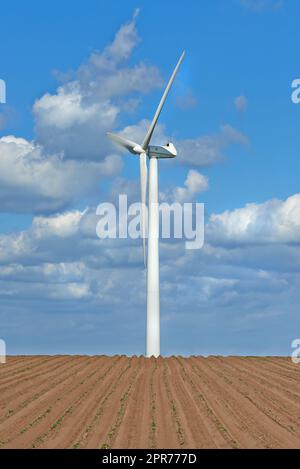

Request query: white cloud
[
  {"left": 207, "top": 194, "right": 300, "bottom": 245},
  {"left": 33, "top": 11, "right": 163, "bottom": 161},
  {"left": 89, "top": 8, "right": 140, "bottom": 68},
  {"left": 0, "top": 207, "right": 145, "bottom": 312},
  {"left": 0, "top": 193, "right": 299, "bottom": 354},
  {"left": 0, "top": 11, "right": 176, "bottom": 214},
  {"left": 32, "top": 210, "right": 84, "bottom": 238},
  {"left": 0, "top": 136, "right": 122, "bottom": 213},
  {"left": 0, "top": 12, "right": 170, "bottom": 214},
  {"left": 161, "top": 170, "right": 209, "bottom": 203},
  {"left": 1, "top": 193, "right": 299, "bottom": 287}
]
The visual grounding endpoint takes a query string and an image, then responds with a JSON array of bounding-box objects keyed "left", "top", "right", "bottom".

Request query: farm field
[{"left": 0, "top": 356, "right": 300, "bottom": 449}]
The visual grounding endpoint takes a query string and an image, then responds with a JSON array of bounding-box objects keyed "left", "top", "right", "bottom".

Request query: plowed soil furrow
[
  {"left": 186, "top": 358, "right": 272, "bottom": 448},
  {"left": 191, "top": 357, "right": 300, "bottom": 448},
  {"left": 175, "top": 357, "right": 236, "bottom": 449},
  {"left": 40, "top": 356, "right": 129, "bottom": 449},
  {"left": 17, "top": 357, "right": 120, "bottom": 449},
  {"left": 166, "top": 358, "right": 217, "bottom": 449},
  {"left": 160, "top": 359, "right": 186, "bottom": 448},
  {"left": 212, "top": 358, "right": 300, "bottom": 434},
  {"left": 259, "top": 357, "right": 300, "bottom": 374},
  {"left": 0, "top": 356, "right": 300, "bottom": 449},
  {"left": 148, "top": 359, "right": 158, "bottom": 449},
  {"left": 0, "top": 358, "right": 96, "bottom": 447},
  {"left": 74, "top": 357, "right": 139, "bottom": 449},
  {"left": 0, "top": 358, "right": 70, "bottom": 396},
  {"left": 238, "top": 357, "right": 300, "bottom": 383},
  {"left": 224, "top": 358, "right": 300, "bottom": 414},
  {"left": 150, "top": 358, "right": 179, "bottom": 449},
  {"left": 112, "top": 357, "right": 154, "bottom": 449},
  {"left": 0, "top": 357, "right": 114, "bottom": 448},
  {"left": 0, "top": 356, "right": 46, "bottom": 375},
  {"left": 0, "top": 356, "right": 29, "bottom": 370},
  {"left": 227, "top": 357, "right": 300, "bottom": 399},
  {"left": 100, "top": 358, "right": 143, "bottom": 449},
  {"left": 0, "top": 356, "right": 90, "bottom": 424},
  {"left": 0, "top": 356, "right": 57, "bottom": 385},
  {"left": 0, "top": 356, "right": 80, "bottom": 405}
]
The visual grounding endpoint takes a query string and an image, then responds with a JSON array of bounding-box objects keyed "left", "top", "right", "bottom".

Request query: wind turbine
[{"left": 107, "top": 51, "right": 185, "bottom": 358}]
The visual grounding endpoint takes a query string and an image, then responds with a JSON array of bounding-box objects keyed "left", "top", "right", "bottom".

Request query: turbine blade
[
  {"left": 142, "top": 50, "right": 185, "bottom": 151},
  {"left": 106, "top": 132, "right": 141, "bottom": 154},
  {"left": 139, "top": 153, "right": 148, "bottom": 267}
]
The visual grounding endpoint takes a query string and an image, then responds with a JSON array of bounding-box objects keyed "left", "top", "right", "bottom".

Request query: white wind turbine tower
[{"left": 107, "top": 51, "right": 185, "bottom": 357}]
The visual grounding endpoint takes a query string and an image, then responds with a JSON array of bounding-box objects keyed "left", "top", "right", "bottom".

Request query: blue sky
[{"left": 0, "top": 0, "right": 299, "bottom": 356}]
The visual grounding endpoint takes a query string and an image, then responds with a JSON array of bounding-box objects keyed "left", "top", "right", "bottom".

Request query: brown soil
[{"left": 0, "top": 356, "right": 299, "bottom": 449}]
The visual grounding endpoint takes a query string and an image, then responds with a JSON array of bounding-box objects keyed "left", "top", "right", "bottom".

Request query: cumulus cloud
[
  {"left": 0, "top": 207, "right": 143, "bottom": 268},
  {"left": 0, "top": 10, "right": 249, "bottom": 218},
  {"left": 161, "top": 170, "right": 209, "bottom": 203},
  {"left": 0, "top": 207, "right": 146, "bottom": 315},
  {"left": 0, "top": 136, "right": 122, "bottom": 213},
  {"left": 207, "top": 194, "right": 300, "bottom": 246},
  {"left": 33, "top": 10, "right": 163, "bottom": 161},
  {"left": 0, "top": 12, "right": 166, "bottom": 213},
  {"left": 0, "top": 192, "right": 300, "bottom": 354},
  {"left": 1, "top": 193, "right": 299, "bottom": 285},
  {"left": 89, "top": 8, "right": 141, "bottom": 68}
]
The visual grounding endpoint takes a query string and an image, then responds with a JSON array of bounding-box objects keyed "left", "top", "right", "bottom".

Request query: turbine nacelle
[
  {"left": 106, "top": 51, "right": 185, "bottom": 271},
  {"left": 106, "top": 132, "right": 176, "bottom": 159},
  {"left": 148, "top": 143, "right": 177, "bottom": 159}
]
